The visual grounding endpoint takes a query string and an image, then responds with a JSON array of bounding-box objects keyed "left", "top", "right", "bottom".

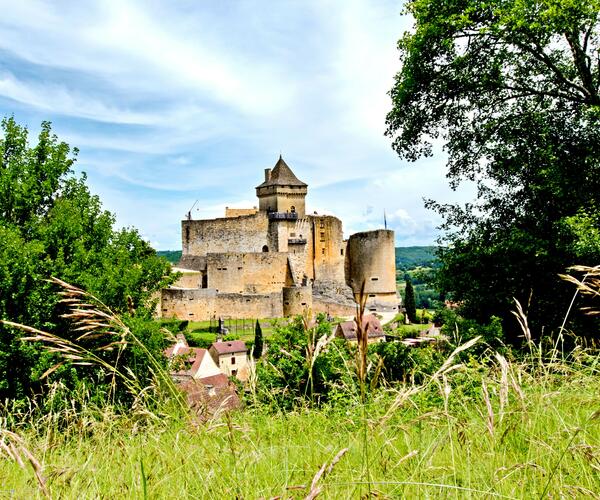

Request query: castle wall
[
  {"left": 182, "top": 212, "right": 269, "bottom": 256},
  {"left": 173, "top": 271, "right": 202, "bottom": 289},
  {"left": 225, "top": 207, "right": 258, "bottom": 217},
  {"left": 307, "top": 215, "right": 346, "bottom": 285},
  {"left": 161, "top": 288, "right": 283, "bottom": 321},
  {"left": 282, "top": 286, "right": 312, "bottom": 317},
  {"left": 346, "top": 229, "right": 399, "bottom": 312},
  {"left": 312, "top": 298, "right": 356, "bottom": 318},
  {"left": 207, "top": 252, "right": 293, "bottom": 294}
]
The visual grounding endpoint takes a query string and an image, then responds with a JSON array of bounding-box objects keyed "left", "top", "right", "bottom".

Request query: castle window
[
  {"left": 262, "top": 245, "right": 269, "bottom": 252},
  {"left": 321, "top": 248, "right": 325, "bottom": 255},
  {"left": 340, "top": 249, "right": 344, "bottom": 256},
  {"left": 320, "top": 232, "right": 325, "bottom": 239},
  {"left": 185, "top": 226, "right": 190, "bottom": 243},
  {"left": 231, "top": 357, "right": 236, "bottom": 365},
  {"left": 371, "top": 277, "right": 379, "bottom": 281},
  {"left": 369, "top": 294, "right": 376, "bottom": 298},
  {"left": 290, "top": 206, "right": 296, "bottom": 213}
]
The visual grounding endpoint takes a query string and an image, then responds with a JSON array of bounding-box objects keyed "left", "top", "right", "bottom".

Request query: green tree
[
  {"left": 404, "top": 279, "right": 418, "bottom": 323},
  {"left": 252, "top": 319, "right": 263, "bottom": 359},
  {"left": 0, "top": 117, "right": 175, "bottom": 402},
  {"left": 386, "top": 0, "right": 600, "bottom": 338}
]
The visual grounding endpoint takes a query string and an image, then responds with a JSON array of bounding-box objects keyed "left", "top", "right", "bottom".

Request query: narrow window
[
  {"left": 371, "top": 277, "right": 379, "bottom": 281},
  {"left": 340, "top": 248, "right": 344, "bottom": 256},
  {"left": 231, "top": 357, "right": 236, "bottom": 365},
  {"left": 262, "top": 245, "right": 269, "bottom": 252},
  {"left": 321, "top": 248, "right": 325, "bottom": 255}
]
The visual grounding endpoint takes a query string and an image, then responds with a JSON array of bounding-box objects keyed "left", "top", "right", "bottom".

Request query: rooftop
[
  {"left": 256, "top": 155, "right": 307, "bottom": 189},
  {"left": 210, "top": 340, "right": 247, "bottom": 355},
  {"left": 336, "top": 315, "right": 385, "bottom": 341}
]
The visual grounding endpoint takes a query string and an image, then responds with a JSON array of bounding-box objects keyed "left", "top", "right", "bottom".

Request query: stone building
[
  {"left": 160, "top": 156, "right": 400, "bottom": 321},
  {"left": 209, "top": 340, "right": 249, "bottom": 381}
]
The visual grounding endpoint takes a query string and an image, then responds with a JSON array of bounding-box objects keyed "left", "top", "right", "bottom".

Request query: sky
[{"left": 0, "top": 0, "right": 474, "bottom": 249}]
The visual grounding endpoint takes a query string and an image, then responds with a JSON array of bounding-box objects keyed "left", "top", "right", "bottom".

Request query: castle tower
[
  {"left": 346, "top": 229, "right": 400, "bottom": 313},
  {"left": 256, "top": 156, "right": 307, "bottom": 216}
]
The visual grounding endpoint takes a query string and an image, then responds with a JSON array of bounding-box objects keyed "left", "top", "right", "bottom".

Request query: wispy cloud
[{"left": 0, "top": 0, "right": 473, "bottom": 249}]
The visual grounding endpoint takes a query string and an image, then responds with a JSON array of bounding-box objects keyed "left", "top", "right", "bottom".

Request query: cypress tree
[
  {"left": 252, "top": 319, "right": 263, "bottom": 359},
  {"left": 404, "top": 279, "right": 417, "bottom": 324}
]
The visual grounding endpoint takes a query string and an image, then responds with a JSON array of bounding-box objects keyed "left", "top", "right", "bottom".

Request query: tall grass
[{"left": 1, "top": 275, "right": 600, "bottom": 498}]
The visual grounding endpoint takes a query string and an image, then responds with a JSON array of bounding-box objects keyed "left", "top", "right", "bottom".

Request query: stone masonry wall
[
  {"left": 161, "top": 288, "right": 283, "bottom": 321},
  {"left": 207, "top": 252, "right": 293, "bottom": 294},
  {"left": 182, "top": 212, "right": 269, "bottom": 256},
  {"left": 307, "top": 215, "right": 346, "bottom": 285}
]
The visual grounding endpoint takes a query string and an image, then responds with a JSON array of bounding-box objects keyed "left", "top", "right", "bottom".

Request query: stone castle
[{"left": 160, "top": 156, "right": 399, "bottom": 321}]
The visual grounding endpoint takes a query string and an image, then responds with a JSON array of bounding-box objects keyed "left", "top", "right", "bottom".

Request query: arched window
[
  {"left": 290, "top": 205, "right": 296, "bottom": 213},
  {"left": 262, "top": 245, "right": 269, "bottom": 252}
]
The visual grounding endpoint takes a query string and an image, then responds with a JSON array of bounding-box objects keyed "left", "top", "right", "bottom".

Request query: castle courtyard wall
[
  {"left": 182, "top": 212, "right": 269, "bottom": 256},
  {"left": 161, "top": 288, "right": 283, "bottom": 321}
]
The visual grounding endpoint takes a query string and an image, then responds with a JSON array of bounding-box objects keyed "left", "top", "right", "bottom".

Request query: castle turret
[
  {"left": 346, "top": 229, "right": 400, "bottom": 313},
  {"left": 256, "top": 156, "right": 307, "bottom": 216}
]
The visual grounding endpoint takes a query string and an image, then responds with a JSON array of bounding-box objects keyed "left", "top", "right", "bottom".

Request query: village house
[
  {"left": 334, "top": 315, "right": 386, "bottom": 344},
  {"left": 209, "top": 340, "right": 249, "bottom": 381},
  {"left": 164, "top": 334, "right": 228, "bottom": 386}
]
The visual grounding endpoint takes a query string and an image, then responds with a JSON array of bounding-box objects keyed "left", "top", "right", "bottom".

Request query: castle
[{"left": 160, "top": 156, "right": 399, "bottom": 321}]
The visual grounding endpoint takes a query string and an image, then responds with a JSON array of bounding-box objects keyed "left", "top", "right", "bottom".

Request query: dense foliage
[
  {"left": 0, "top": 117, "right": 175, "bottom": 402},
  {"left": 386, "top": 0, "right": 600, "bottom": 339}
]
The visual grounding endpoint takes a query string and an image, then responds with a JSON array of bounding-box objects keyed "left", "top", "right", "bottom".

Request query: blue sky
[{"left": 0, "top": 0, "right": 473, "bottom": 249}]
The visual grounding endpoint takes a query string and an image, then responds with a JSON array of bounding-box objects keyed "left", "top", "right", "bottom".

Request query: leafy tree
[
  {"left": 0, "top": 117, "right": 175, "bottom": 402},
  {"left": 404, "top": 279, "right": 418, "bottom": 323},
  {"left": 386, "top": 0, "right": 600, "bottom": 338},
  {"left": 252, "top": 319, "right": 263, "bottom": 359}
]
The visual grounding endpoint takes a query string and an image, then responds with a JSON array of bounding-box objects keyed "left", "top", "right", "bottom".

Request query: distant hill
[
  {"left": 395, "top": 246, "right": 439, "bottom": 270},
  {"left": 157, "top": 250, "right": 182, "bottom": 264},
  {"left": 158, "top": 247, "right": 438, "bottom": 270}
]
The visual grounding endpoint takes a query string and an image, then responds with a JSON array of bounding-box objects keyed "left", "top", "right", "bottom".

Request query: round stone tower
[{"left": 346, "top": 229, "right": 399, "bottom": 313}]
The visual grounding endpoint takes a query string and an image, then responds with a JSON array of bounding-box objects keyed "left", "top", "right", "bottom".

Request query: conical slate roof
[{"left": 257, "top": 155, "right": 307, "bottom": 188}]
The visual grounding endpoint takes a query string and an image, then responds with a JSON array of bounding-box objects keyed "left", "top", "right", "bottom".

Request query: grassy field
[{"left": 2, "top": 347, "right": 600, "bottom": 498}]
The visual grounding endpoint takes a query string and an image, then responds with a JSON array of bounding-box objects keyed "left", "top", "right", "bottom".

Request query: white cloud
[{"left": 0, "top": 0, "right": 474, "bottom": 249}]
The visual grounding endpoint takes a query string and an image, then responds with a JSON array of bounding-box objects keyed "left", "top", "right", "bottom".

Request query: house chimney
[{"left": 264, "top": 168, "right": 271, "bottom": 182}]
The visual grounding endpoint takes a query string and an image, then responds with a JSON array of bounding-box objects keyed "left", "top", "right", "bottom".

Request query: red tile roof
[
  {"left": 198, "top": 373, "right": 230, "bottom": 387},
  {"left": 210, "top": 340, "right": 247, "bottom": 355},
  {"left": 336, "top": 314, "right": 384, "bottom": 341}
]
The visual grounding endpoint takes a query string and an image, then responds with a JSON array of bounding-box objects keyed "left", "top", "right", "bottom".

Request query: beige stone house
[
  {"left": 209, "top": 340, "right": 249, "bottom": 380},
  {"left": 334, "top": 315, "right": 386, "bottom": 344}
]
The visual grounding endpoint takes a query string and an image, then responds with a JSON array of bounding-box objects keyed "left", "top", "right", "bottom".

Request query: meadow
[{"left": 2, "top": 338, "right": 599, "bottom": 499}]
